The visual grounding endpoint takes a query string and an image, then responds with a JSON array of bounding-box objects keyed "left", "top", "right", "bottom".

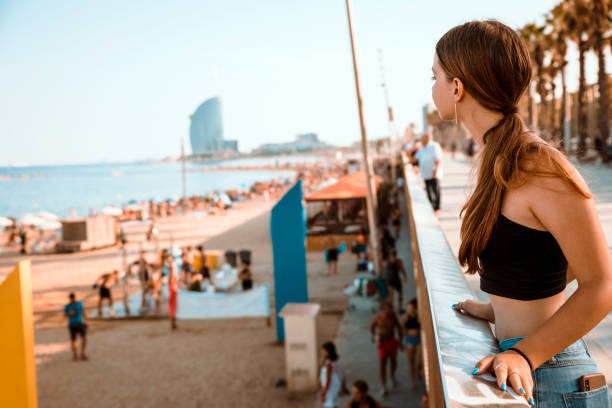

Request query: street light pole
[{"left": 345, "top": 0, "right": 382, "bottom": 276}]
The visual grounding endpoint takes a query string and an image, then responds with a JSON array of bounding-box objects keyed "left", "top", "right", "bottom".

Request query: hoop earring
[{"left": 454, "top": 102, "right": 458, "bottom": 125}]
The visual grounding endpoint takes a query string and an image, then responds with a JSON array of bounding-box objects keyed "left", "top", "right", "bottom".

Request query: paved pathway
[
  {"left": 326, "top": 194, "right": 425, "bottom": 408},
  {"left": 437, "top": 152, "right": 612, "bottom": 387}
]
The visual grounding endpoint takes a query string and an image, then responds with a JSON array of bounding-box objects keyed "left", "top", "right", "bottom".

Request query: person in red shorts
[
  {"left": 167, "top": 254, "right": 178, "bottom": 330},
  {"left": 370, "top": 301, "right": 403, "bottom": 397}
]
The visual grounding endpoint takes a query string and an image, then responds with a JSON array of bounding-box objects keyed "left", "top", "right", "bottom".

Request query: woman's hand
[
  {"left": 472, "top": 351, "right": 534, "bottom": 405},
  {"left": 452, "top": 300, "right": 494, "bottom": 323}
]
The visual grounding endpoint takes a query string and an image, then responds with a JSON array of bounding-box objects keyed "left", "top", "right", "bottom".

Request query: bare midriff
[{"left": 490, "top": 291, "right": 567, "bottom": 341}]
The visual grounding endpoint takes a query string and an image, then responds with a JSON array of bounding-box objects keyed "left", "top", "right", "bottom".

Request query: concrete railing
[{"left": 401, "top": 155, "right": 527, "bottom": 407}]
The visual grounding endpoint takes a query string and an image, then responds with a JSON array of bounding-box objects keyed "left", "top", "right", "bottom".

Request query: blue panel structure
[{"left": 271, "top": 180, "right": 308, "bottom": 342}]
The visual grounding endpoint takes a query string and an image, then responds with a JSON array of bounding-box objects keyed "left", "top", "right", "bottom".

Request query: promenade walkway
[
  {"left": 437, "top": 153, "right": 612, "bottom": 389},
  {"left": 327, "top": 194, "right": 425, "bottom": 408}
]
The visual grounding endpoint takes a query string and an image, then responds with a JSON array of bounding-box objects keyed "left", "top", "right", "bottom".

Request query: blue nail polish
[
  {"left": 501, "top": 383, "right": 506, "bottom": 391},
  {"left": 529, "top": 397, "right": 534, "bottom": 405},
  {"left": 452, "top": 303, "right": 457, "bottom": 309},
  {"left": 520, "top": 387, "right": 525, "bottom": 394},
  {"left": 471, "top": 368, "right": 479, "bottom": 375}
]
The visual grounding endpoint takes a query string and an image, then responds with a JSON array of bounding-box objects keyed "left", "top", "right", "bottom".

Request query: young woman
[
  {"left": 319, "top": 341, "right": 345, "bottom": 408},
  {"left": 401, "top": 298, "right": 422, "bottom": 389},
  {"left": 435, "top": 21, "right": 612, "bottom": 406}
]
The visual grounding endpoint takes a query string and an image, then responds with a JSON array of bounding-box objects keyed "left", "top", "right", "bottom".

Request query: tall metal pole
[
  {"left": 378, "top": 49, "right": 397, "bottom": 184},
  {"left": 181, "top": 138, "right": 187, "bottom": 209},
  {"left": 345, "top": 0, "right": 382, "bottom": 276}
]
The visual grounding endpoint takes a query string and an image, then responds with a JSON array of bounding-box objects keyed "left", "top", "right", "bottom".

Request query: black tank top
[
  {"left": 387, "top": 259, "right": 400, "bottom": 282},
  {"left": 479, "top": 214, "right": 568, "bottom": 300},
  {"left": 351, "top": 396, "right": 376, "bottom": 408},
  {"left": 404, "top": 315, "right": 420, "bottom": 330}
]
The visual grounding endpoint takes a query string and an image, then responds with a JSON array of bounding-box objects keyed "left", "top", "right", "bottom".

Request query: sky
[{"left": 0, "top": 0, "right": 605, "bottom": 166}]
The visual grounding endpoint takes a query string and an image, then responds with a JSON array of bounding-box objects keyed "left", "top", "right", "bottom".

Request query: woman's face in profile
[{"left": 431, "top": 55, "right": 454, "bottom": 121}]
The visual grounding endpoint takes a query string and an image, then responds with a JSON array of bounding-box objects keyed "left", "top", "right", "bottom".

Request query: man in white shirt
[{"left": 413, "top": 133, "right": 443, "bottom": 215}]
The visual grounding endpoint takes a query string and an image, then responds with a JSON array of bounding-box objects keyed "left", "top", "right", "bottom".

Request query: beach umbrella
[
  {"left": 0, "top": 217, "right": 13, "bottom": 227},
  {"left": 36, "top": 221, "right": 62, "bottom": 230},
  {"left": 17, "top": 213, "right": 45, "bottom": 226},
  {"left": 36, "top": 211, "right": 60, "bottom": 222},
  {"left": 101, "top": 206, "right": 122, "bottom": 216}
]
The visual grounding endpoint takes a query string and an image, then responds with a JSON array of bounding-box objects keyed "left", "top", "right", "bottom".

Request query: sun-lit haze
[{"left": 2, "top": 0, "right": 604, "bottom": 166}]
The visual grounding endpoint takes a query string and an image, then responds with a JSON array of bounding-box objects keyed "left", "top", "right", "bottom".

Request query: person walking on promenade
[
  {"left": 318, "top": 341, "right": 345, "bottom": 408},
  {"left": 386, "top": 250, "right": 407, "bottom": 313},
  {"left": 64, "top": 292, "right": 88, "bottom": 361},
  {"left": 436, "top": 20, "right": 612, "bottom": 406},
  {"left": 465, "top": 138, "right": 476, "bottom": 163},
  {"left": 370, "top": 301, "right": 403, "bottom": 396},
  {"left": 412, "top": 133, "right": 443, "bottom": 216},
  {"left": 378, "top": 227, "right": 395, "bottom": 262},
  {"left": 390, "top": 207, "right": 401, "bottom": 239},
  {"left": 402, "top": 298, "right": 423, "bottom": 389},
  {"left": 93, "top": 270, "right": 119, "bottom": 318},
  {"left": 344, "top": 380, "right": 385, "bottom": 408}
]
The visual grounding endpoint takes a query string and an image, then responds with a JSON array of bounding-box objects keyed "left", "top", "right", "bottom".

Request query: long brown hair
[{"left": 435, "top": 20, "right": 592, "bottom": 275}]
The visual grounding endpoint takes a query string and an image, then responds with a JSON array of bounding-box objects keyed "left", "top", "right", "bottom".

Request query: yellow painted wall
[
  {"left": 306, "top": 234, "right": 358, "bottom": 252},
  {"left": 0, "top": 261, "right": 38, "bottom": 407}
]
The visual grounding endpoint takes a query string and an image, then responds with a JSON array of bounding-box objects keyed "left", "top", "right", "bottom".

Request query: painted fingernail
[
  {"left": 529, "top": 397, "right": 534, "bottom": 405},
  {"left": 471, "top": 368, "right": 479, "bottom": 375},
  {"left": 520, "top": 387, "right": 525, "bottom": 394},
  {"left": 501, "top": 383, "right": 506, "bottom": 391},
  {"left": 452, "top": 303, "right": 457, "bottom": 309}
]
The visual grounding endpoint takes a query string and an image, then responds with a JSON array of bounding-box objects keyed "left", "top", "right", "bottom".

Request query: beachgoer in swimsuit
[
  {"left": 167, "top": 255, "right": 178, "bottom": 330},
  {"left": 64, "top": 292, "right": 88, "bottom": 361},
  {"left": 238, "top": 260, "right": 253, "bottom": 291},
  {"left": 324, "top": 235, "right": 338, "bottom": 275},
  {"left": 94, "top": 270, "right": 119, "bottom": 318},
  {"left": 401, "top": 298, "right": 423, "bottom": 389},
  {"left": 130, "top": 250, "right": 152, "bottom": 308},
  {"left": 370, "top": 301, "right": 403, "bottom": 396}
]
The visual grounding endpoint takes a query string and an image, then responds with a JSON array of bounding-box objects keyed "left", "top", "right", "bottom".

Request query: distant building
[
  {"left": 189, "top": 97, "right": 238, "bottom": 156},
  {"left": 253, "top": 133, "right": 331, "bottom": 155}
]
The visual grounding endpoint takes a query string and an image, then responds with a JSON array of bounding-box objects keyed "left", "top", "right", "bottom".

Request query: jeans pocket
[{"left": 563, "top": 386, "right": 611, "bottom": 408}]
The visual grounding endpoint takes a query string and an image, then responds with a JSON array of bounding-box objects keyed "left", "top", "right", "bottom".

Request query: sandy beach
[{"left": 1, "top": 196, "right": 356, "bottom": 407}]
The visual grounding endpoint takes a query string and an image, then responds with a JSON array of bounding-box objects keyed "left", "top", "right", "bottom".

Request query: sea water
[{"left": 0, "top": 156, "right": 318, "bottom": 219}]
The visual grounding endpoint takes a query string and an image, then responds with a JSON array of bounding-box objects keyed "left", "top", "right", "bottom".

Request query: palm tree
[
  {"left": 547, "top": 5, "right": 570, "bottom": 147},
  {"left": 589, "top": 0, "right": 610, "bottom": 162},
  {"left": 561, "top": 0, "right": 591, "bottom": 157},
  {"left": 520, "top": 23, "right": 547, "bottom": 129}
]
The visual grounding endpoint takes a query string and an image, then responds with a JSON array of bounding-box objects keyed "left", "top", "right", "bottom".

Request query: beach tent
[
  {"left": 36, "top": 221, "right": 62, "bottom": 231},
  {"left": 36, "top": 211, "right": 60, "bottom": 222},
  {"left": 305, "top": 171, "right": 382, "bottom": 201},
  {"left": 17, "top": 214, "right": 44, "bottom": 227},
  {"left": 101, "top": 206, "right": 122, "bottom": 216},
  {"left": 304, "top": 171, "right": 382, "bottom": 251}
]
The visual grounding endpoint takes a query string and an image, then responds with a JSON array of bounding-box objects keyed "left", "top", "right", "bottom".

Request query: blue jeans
[{"left": 499, "top": 337, "right": 611, "bottom": 407}]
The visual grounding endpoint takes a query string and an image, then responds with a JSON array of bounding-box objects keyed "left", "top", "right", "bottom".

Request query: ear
[{"left": 452, "top": 78, "right": 465, "bottom": 102}]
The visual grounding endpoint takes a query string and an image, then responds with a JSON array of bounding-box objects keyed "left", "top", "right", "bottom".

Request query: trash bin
[
  {"left": 225, "top": 249, "right": 237, "bottom": 267},
  {"left": 239, "top": 249, "right": 251, "bottom": 265},
  {"left": 279, "top": 303, "right": 321, "bottom": 392}
]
